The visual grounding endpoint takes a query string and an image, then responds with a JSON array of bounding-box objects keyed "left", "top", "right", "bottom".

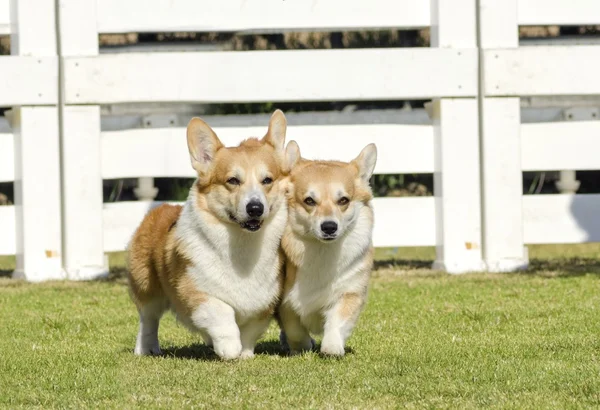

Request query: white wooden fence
[{"left": 0, "top": 0, "right": 599, "bottom": 281}]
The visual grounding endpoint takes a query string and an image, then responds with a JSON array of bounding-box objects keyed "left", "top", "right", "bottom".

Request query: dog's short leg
[
  {"left": 238, "top": 316, "right": 271, "bottom": 359},
  {"left": 134, "top": 297, "right": 169, "bottom": 356},
  {"left": 320, "top": 292, "right": 364, "bottom": 357},
  {"left": 191, "top": 297, "right": 241, "bottom": 360},
  {"left": 278, "top": 304, "right": 314, "bottom": 355}
]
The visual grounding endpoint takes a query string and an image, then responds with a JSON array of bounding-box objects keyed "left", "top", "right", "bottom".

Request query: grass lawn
[{"left": 1, "top": 244, "right": 600, "bottom": 408}]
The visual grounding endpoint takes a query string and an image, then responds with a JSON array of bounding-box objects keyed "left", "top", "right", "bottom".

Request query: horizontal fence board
[
  {"left": 523, "top": 194, "right": 600, "bottom": 244},
  {"left": 0, "top": 0, "right": 8, "bottom": 34},
  {"left": 0, "top": 205, "right": 15, "bottom": 255},
  {"left": 65, "top": 49, "right": 476, "bottom": 104},
  {"left": 102, "top": 197, "right": 436, "bottom": 252},
  {"left": 372, "top": 197, "right": 435, "bottom": 247},
  {"left": 484, "top": 46, "right": 600, "bottom": 97},
  {"left": 519, "top": 0, "right": 600, "bottom": 25},
  {"left": 101, "top": 124, "right": 434, "bottom": 179},
  {"left": 0, "top": 57, "right": 58, "bottom": 105},
  {"left": 97, "top": 0, "right": 430, "bottom": 34},
  {"left": 521, "top": 121, "right": 600, "bottom": 171},
  {"left": 0, "top": 133, "right": 13, "bottom": 182}
]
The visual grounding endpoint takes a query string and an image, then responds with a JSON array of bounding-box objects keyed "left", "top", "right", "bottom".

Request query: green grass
[{"left": 1, "top": 244, "right": 600, "bottom": 408}]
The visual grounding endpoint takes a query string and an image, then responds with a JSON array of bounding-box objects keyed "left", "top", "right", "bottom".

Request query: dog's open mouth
[{"left": 228, "top": 213, "right": 263, "bottom": 232}]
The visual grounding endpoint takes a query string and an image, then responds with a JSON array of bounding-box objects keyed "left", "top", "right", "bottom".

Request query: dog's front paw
[
  {"left": 213, "top": 339, "right": 242, "bottom": 360},
  {"left": 320, "top": 337, "right": 345, "bottom": 357},
  {"left": 134, "top": 343, "right": 162, "bottom": 356},
  {"left": 239, "top": 349, "right": 255, "bottom": 360}
]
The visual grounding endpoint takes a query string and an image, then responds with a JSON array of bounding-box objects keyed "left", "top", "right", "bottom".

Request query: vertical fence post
[
  {"left": 10, "top": 0, "right": 65, "bottom": 281},
  {"left": 430, "top": 0, "right": 485, "bottom": 273},
  {"left": 57, "top": 0, "right": 107, "bottom": 279},
  {"left": 478, "top": 0, "right": 528, "bottom": 271}
]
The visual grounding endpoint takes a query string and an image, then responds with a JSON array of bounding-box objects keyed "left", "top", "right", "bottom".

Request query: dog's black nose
[
  {"left": 246, "top": 201, "right": 264, "bottom": 218},
  {"left": 321, "top": 221, "right": 338, "bottom": 235}
]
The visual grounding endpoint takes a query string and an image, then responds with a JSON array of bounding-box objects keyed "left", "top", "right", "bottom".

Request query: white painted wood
[
  {"left": 9, "top": 0, "right": 64, "bottom": 281},
  {"left": 58, "top": 0, "right": 107, "bottom": 280},
  {"left": 0, "top": 133, "right": 13, "bottom": 182},
  {"left": 485, "top": 46, "right": 600, "bottom": 97},
  {"left": 556, "top": 170, "right": 580, "bottom": 194},
  {"left": 431, "top": 0, "right": 477, "bottom": 48},
  {"left": 0, "top": 0, "right": 9, "bottom": 34},
  {"left": 64, "top": 49, "right": 477, "bottom": 104},
  {"left": 101, "top": 124, "right": 435, "bottom": 179},
  {"left": 0, "top": 205, "right": 16, "bottom": 255},
  {"left": 480, "top": 99, "right": 527, "bottom": 271},
  {"left": 430, "top": 0, "right": 484, "bottom": 274},
  {"left": 431, "top": 99, "right": 485, "bottom": 273},
  {"left": 60, "top": 106, "right": 107, "bottom": 279},
  {"left": 11, "top": 107, "right": 65, "bottom": 281},
  {"left": 372, "top": 197, "right": 436, "bottom": 248},
  {"left": 102, "top": 197, "right": 437, "bottom": 253},
  {"left": 519, "top": 0, "right": 600, "bottom": 26},
  {"left": 521, "top": 121, "right": 600, "bottom": 171},
  {"left": 478, "top": 0, "right": 528, "bottom": 273},
  {"left": 479, "top": 0, "right": 518, "bottom": 47},
  {"left": 523, "top": 194, "right": 600, "bottom": 244},
  {"left": 10, "top": 0, "right": 56, "bottom": 55},
  {"left": 57, "top": 0, "right": 98, "bottom": 57},
  {"left": 0, "top": 57, "right": 58, "bottom": 105},
  {"left": 97, "top": 0, "right": 431, "bottom": 34}
]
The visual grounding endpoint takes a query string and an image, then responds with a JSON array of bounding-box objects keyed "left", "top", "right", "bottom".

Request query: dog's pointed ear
[
  {"left": 186, "top": 117, "right": 224, "bottom": 174},
  {"left": 285, "top": 140, "right": 301, "bottom": 172},
  {"left": 352, "top": 143, "right": 377, "bottom": 183},
  {"left": 263, "top": 109, "right": 287, "bottom": 152}
]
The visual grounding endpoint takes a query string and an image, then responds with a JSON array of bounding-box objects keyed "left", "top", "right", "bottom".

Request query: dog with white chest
[
  {"left": 278, "top": 141, "right": 377, "bottom": 356},
  {"left": 126, "top": 110, "right": 290, "bottom": 360}
]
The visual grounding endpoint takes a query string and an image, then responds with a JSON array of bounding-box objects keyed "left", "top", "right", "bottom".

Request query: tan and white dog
[
  {"left": 278, "top": 142, "right": 377, "bottom": 356},
  {"left": 126, "top": 110, "right": 290, "bottom": 360}
]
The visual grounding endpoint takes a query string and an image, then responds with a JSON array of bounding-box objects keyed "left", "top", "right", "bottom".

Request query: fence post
[
  {"left": 57, "top": 0, "right": 107, "bottom": 279},
  {"left": 478, "top": 0, "right": 529, "bottom": 271},
  {"left": 430, "top": 0, "right": 485, "bottom": 273},
  {"left": 10, "top": 0, "right": 65, "bottom": 281}
]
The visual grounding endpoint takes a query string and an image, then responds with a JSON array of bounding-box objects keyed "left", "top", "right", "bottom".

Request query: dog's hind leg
[
  {"left": 278, "top": 304, "right": 314, "bottom": 355},
  {"left": 134, "top": 297, "right": 169, "bottom": 355},
  {"left": 238, "top": 316, "right": 271, "bottom": 359}
]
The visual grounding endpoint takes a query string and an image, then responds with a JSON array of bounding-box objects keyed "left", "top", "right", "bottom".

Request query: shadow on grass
[
  {"left": 526, "top": 257, "right": 600, "bottom": 277},
  {"left": 0, "top": 269, "right": 12, "bottom": 278},
  {"left": 373, "top": 257, "right": 600, "bottom": 278},
  {"left": 158, "top": 339, "right": 354, "bottom": 360},
  {"left": 374, "top": 259, "right": 433, "bottom": 271},
  {"left": 99, "top": 267, "right": 128, "bottom": 284},
  {"left": 160, "top": 339, "right": 288, "bottom": 361}
]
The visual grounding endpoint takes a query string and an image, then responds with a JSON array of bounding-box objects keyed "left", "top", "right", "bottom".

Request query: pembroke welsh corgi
[
  {"left": 126, "top": 110, "right": 290, "bottom": 360},
  {"left": 278, "top": 141, "right": 377, "bottom": 356}
]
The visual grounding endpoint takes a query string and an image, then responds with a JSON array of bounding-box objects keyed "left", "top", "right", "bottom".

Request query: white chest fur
[
  {"left": 284, "top": 205, "right": 373, "bottom": 329},
  {"left": 175, "top": 198, "right": 287, "bottom": 321}
]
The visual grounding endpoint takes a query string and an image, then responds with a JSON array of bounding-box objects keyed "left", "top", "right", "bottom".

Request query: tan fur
[
  {"left": 127, "top": 204, "right": 207, "bottom": 318},
  {"left": 127, "top": 110, "right": 290, "bottom": 359},
  {"left": 339, "top": 293, "right": 363, "bottom": 320},
  {"left": 278, "top": 142, "right": 377, "bottom": 357}
]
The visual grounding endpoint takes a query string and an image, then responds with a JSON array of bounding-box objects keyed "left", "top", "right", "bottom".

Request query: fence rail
[
  {"left": 1, "top": 0, "right": 600, "bottom": 280},
  {"left": 97, "top": 0, "right": 430, "bottom": 33},
  {"left": 64, "top": 49, "right": 476, "bottom": 104}
]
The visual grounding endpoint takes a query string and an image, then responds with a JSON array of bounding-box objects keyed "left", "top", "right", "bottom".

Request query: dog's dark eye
[
  {"left": 338, "top": 197, "right": 350, "bottom": 205},
  {"left": 227, "top": 177, "right": 240, "bottom": 186},
  {"left": 262, "top": 177, "right": 273, "bottom": 185},
  {"left": 304, "top": 197, "right": 316, "bottom": 206}
]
